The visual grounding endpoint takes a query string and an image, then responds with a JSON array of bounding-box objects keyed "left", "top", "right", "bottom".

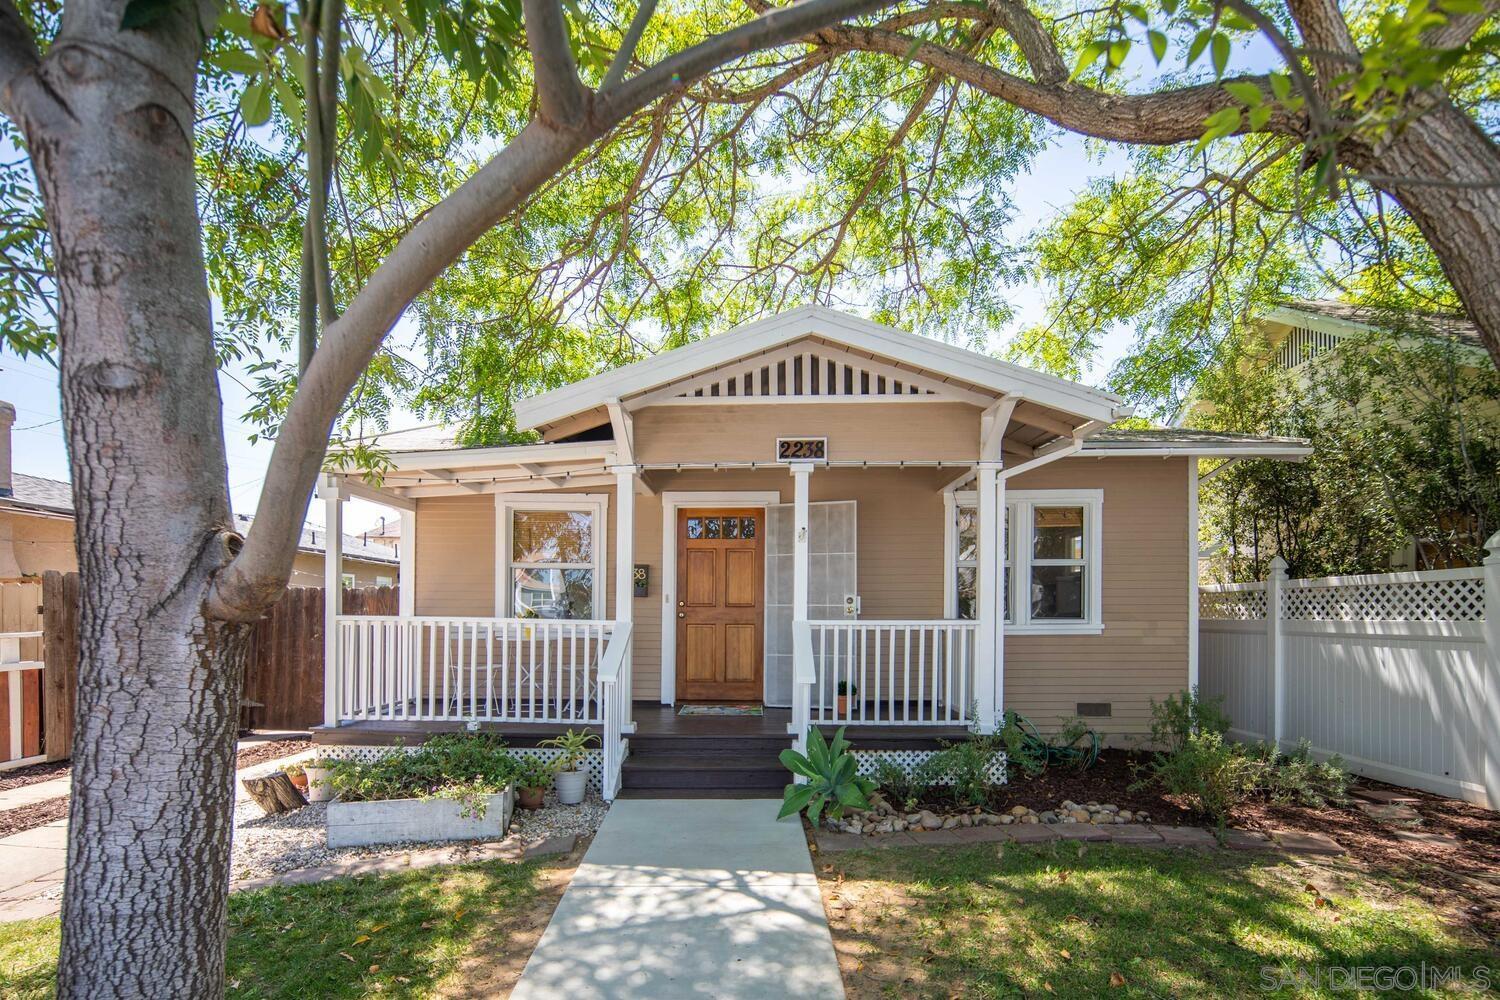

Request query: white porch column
[
  {"left": 791, "top": 464, "right": 813, "bottom": 622},
  {"left": 973, "top": 462, "right": 1002, "bottom": 733},
  {"left": 614, "top": 466, "right": 637, "bottom": 731},
  {"left": 322, "top": 478, "right": 345, "bottom": 728},
  {"left": 398, "top": 508, "right": 416, "bottom": 616},
  {"left": 1187, "top": 460, "right": 1200, "bottom": 693}
]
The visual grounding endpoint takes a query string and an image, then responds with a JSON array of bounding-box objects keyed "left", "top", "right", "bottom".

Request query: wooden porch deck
[{"left": 312, "top": 701, "right": 972, "bottom": 750}]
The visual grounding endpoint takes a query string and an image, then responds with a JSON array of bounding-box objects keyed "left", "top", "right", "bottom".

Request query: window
[
  {"left": 496, "top": 496, "right": 608, "bottom": 619},
  {"left": 375, "top": 575, "right": 394, "bottom": 588},
  {"left": 947, "top": 490, "right": 1102, "bottom": 632}
]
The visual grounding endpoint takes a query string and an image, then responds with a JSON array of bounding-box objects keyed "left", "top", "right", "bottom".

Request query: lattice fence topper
[
  {"left": 854, "top": 750, "right": 1008, "bottom": 786},
  {"left": 1283, "top": 575, "right": 1485, "bottom": 622},
  {"left": 1200, "top": 587, "right": 1268, "bottom": 621},
  {"left": 318, "top": 745, "right": 608, "bottom": 795}
]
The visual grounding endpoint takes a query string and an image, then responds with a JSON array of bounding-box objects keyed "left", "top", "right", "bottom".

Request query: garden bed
[{"left": 327, "top": 790, "right": 514, "bottom": 848}]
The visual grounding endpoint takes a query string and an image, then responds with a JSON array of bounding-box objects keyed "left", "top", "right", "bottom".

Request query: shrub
[
  {"left": 871, "top": 759, "right": 934, "bottom": 811},
  {"left": 779, "top": 727, "right": 875, "bottom": 826},
  {"left": 1148, "top": 689, "right": 1231, "bottom": 753},
  {"left": 1245, "top": 739, "right": 1349, "bottom": 807},
  {"left": 539, "top": 729, "right": 597, "bottom": 772},
  {"left": 930, "top": 736, "right": 1004, "bottom": 806},
  {"left": 326, "top": 734, "right": 520, "bottom": 817},
  {"left": 1139, "top": 730, "right": 1260, "bottom": 829},
  {"left": 511, "top": 755, "right": 559, "bottom": 791}
]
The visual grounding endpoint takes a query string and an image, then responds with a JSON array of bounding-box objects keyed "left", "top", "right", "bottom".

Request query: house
[
  {"left": 231, "top": 514, "right": 400, "bottom": 591},
  {"left": 313, "top": 308, "right": 1308, "bottom": 797},
  {"left": 0, "top": 402, "right": 400, "bottom": 588}
]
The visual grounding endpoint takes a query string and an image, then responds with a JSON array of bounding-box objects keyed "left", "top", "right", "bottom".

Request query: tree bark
[
  {"left": 242, "top": 773, "right": 307, "bottom": 814},
  {"left": 1345, "top": 101, "right": 1500, "bottom": 369},
  {"left": 5, "top": 3, "right": 250, "bottom": 996}
]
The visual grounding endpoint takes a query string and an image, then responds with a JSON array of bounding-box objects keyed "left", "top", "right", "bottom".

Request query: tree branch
[
  {"left": 1282, "top": 0, "right": 1360, "bottom": 91},
  {"left": 523, "top": 0, "right": 587, "bottom": 126},
  {"left": 603, "top": 0, "right": 658, "bottom": 91},
  {"left": 206, "top": 0, "right": 897, "bottom": 620},
  {"left": 1424, "top": 0, "right": 1498, "bottom": 51}
]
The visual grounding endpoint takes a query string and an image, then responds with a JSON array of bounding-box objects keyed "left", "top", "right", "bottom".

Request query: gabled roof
[
  {"left": 513, "top": 306, "right": 1131, "bottom": 432},
  {"left": 2, "top": 473, "right": 74, "bottom": 515},
  {"left": 1265, "top": 300, "right": 1485, "bottom": 351},
  {"left": 232, "top": 513, "right": 399, "bottom": 565}
]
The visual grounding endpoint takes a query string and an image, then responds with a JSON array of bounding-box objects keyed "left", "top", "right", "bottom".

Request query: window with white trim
[
  {"left": 497, "top": 496, "right": 608, "bottom": 619},
  {"left": 949, "top": 490, "right": 1103, "bottom": 631}
]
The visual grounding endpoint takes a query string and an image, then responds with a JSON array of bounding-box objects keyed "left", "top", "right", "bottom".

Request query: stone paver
[
  {"left": 514, "top": 799, "right": 842, "bottom": 1000},
  {"left": 1221, "top": 829, "right": 1275, "bottom": 851},
  {"left": 1105, "top": 824, "right": 1164, "bottom": 845},
  {"left": 1350, "top": 786, "right": 1421, "bottom": 806},
  {"left": 1270, "top": 830, "right": 1346, "bottom": 855},
  {"left": 1053, "top": 824, "right": 1111, "bottom": 842},
  {"left": 1151, "top": 825, "right": 1219, "bottom": 848},
  {"left": 1391, "top": 829, "right": 1461, "bottom": 850},
  {"left": 1357, "top": 802, "right": 1422, "bottom": 823}
]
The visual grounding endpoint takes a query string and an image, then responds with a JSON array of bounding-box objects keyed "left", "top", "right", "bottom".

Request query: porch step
[
  {"left": 628, "top": 733, "right": 789, "bottom": 757},
  {"left": 621, "top": 752, "right": 788, "bottom": 792}
]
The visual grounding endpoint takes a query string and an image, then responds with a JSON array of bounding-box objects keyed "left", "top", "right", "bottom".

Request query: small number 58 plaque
[{"left": 776, "top": 437, "right": 828, "bottom": 462}]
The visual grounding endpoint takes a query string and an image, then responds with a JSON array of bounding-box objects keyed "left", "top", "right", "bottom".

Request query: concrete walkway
[{"left": 512, "top": 799, "right": 843, "bottom": 1000}]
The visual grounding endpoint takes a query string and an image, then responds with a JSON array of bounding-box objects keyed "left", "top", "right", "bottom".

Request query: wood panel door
[{"left": 676, "top": 509, "right": 764, "bottom": 701}]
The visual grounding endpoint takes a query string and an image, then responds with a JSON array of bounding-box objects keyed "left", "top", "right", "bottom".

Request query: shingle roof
[
  {"left": 1086, "top": 428, "right": 1309, "bottom": 448},
  {"left": 233, "top": 513, "right": 399, "bottom": 565},
  {"left": 1282, "top": 299, "right": 1484, "bottom": 350},
  {"left": 4, "top": 473, "right": 73, "bottom": 514}
]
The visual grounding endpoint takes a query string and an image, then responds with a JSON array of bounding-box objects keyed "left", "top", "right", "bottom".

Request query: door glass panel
[
  {"left": 723, "top": 517, "right": 740, "bottom": 539},
  {"left": 741, "top": 516, "right": 756, "bottom": 539},
  {"left": 686, "top": 517, "right": 704, "bottom": 539},
  {"left": 705, "top": 517, "right": 721, "bottom": 538}
]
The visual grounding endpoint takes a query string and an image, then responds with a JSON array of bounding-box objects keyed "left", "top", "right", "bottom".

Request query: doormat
[{"left": 678, "top": 704, "right": 764, "bottom": 717}]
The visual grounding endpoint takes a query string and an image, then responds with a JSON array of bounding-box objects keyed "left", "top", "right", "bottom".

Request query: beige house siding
[
  {"left": 1006, "top": 456, "right": 1191, "bottom": 739},
  {"left": 0, "top": 510, "right": 77, "bottom": 577},
  {"left": 289, "top": 552, "right": 397, "bottom": 590},
  {"left": 631, "top": 402, "right": 981, "bottom": 465},
  {"left": 410, "top": 456, "right": 1191, "bottom": 731}
]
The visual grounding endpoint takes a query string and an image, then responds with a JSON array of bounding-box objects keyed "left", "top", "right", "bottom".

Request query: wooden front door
[{"left": 676, "top": 509, "right": 764, "bottom": 701}]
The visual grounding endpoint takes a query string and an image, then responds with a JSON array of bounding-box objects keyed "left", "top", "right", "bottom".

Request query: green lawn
[
  {"left": 0, "top": 858, "right": 556, "bottom": 999},
  {"left": 824, "top": 844, "right": 1498, "bottom": 999}
]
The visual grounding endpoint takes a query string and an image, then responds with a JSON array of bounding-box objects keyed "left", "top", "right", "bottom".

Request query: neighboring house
[
  {"left": 0, "top": 402, "right": 77, "bottom": 579},
  {"left": 0, "top": 402, "right": 399, "bottom": 588},
  {"left": 314, "top": 307, "right": 1308, "bottom": 798},
  {"left": 230, "top": 514, "right": 399, "bottom": 590}
]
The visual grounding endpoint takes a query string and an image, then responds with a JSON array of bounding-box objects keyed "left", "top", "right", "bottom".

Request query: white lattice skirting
[
  {"left": 854, "top": 750, "right": 1008, "bottom": 786},
  {"left": 1283, "top": 576, "right": 1484, "bottom": 622},
  {"left": 318, "top": 745, "right": 609, "bottom": 795}
]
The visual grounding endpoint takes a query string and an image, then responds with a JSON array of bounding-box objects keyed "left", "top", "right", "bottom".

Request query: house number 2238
[{"left": 777, "top": 437, "right": 828, "bottom": 462}]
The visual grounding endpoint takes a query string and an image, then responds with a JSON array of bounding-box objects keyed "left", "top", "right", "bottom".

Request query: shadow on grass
[
  {"left": 0, "top": 859, "right": 547, "bottom": 1000},
  {"left": 827, "top": 844, "right": 1498, "bottom": 999}
]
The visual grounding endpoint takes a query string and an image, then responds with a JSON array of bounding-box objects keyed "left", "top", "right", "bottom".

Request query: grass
[
  {"left": 823, "top": 843, "right": 1499, "bottom": 999},
  {"left": 0, "top": 858, "right": 564, "bottom": 999}
]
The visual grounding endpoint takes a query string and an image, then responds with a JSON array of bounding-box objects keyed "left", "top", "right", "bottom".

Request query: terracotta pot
[
  {"left": 837, "top": 695, "right": 849, "bottom": 716},
  {"left": 288, "top": 772, "right": 309, "bottom": 795},
  {"left": 518, "top": 786, "right": 547, "bottom": 810}
]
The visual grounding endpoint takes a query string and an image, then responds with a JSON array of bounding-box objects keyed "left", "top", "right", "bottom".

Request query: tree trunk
[
  {"left": 12, "top": 8, "right": 255, "bottom": 997},
  {"left": 242, "top": 773, "right": 308, "bottom": 815},
  {"left": 1352, "top": 101, "right": 1500, "bottom": 369}
]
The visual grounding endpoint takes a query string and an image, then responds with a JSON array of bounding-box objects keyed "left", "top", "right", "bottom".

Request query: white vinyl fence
[{"left": 1198, "top": 537, "right": 1499, "bottom": 809}]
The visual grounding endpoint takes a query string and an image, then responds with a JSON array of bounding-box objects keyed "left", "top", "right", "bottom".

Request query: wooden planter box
[{"left": 326, "top": 787, "right": 514, "bottom": 849}]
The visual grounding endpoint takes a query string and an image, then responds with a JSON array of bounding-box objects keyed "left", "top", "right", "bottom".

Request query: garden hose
[{"left": 1004, "top": 711, "right": 1100, "bottom": 770}]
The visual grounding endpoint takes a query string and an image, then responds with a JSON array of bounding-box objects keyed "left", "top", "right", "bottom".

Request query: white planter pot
[
  {"left": 305, "top": 765, "right": 335, "bottom": 803},
  {"left": 326, "top": 787, "right": 514, "bottom": 848},
  {"left": 555, "top": 769, "right": 586, "bottom": 805}
]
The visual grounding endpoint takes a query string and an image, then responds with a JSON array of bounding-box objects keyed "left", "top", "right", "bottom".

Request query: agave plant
[{"left": 777, "top": 726, "right": 876, "bottom": 825}]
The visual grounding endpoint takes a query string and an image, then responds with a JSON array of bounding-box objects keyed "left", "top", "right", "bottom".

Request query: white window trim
[
  {"left": 494, "top": 493, "right": 609, "bottom": 619},
  {"left": 947, "top": 488, "right": 1104, "bottom": 635}
]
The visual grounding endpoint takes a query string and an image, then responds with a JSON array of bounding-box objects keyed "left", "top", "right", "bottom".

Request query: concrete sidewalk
[
  {"left": 0, "top": 745, "right": 314, "bottom": 922},
  {"left": 512, "top": 799, "right": 844, "bottom": 999}
]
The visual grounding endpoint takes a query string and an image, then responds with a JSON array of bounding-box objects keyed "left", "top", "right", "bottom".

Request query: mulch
[
  {"left": 900, "top": 748, "right": 1500, "bottom": 943},
  {"left": 0, "top": 739, "right": 314, "bottom": 840}
]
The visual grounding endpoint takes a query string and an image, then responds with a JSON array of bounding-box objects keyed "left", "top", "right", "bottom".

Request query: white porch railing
[
  {"left": 792, "top": 620, "right": 978, "bottom": 728},
  {"left": 596, "top": 620, "right": 633, "bottom": 800},
  {"left": 333, "top": 616, "right": 620, "bottom": 724}
]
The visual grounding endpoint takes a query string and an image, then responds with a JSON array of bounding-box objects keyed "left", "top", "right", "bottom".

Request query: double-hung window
[
  {"left": 496, "top": 495, "right": 608, "bottom": 619},
  {"left": 947, "top": 489, "right": 1103, "bottom": 632}
]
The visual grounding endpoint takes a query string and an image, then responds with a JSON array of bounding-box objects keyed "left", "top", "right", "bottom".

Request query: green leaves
[
  {"left": 778, "top": 727, "right": 875, "bottom": 827},
  {"left": 239, "top": 79, "right": 273, "bottom": 127}
]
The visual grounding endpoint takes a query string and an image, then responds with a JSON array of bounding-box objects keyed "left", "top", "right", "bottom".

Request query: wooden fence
[
  {"left": 0, "top": 580, "right": 45, "bottom": 766},
  {"left": 37, "top": 573, "right": 396, "bottom": 758}
]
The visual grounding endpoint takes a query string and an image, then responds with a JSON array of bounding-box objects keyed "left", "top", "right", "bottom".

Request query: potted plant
[
  {"left": 836, "top": 680, "right": 857, "bottom": 717},
  {"left": 540, "top": 729, "right": 597, "bottom": 805},
  {"left": 303, "top": 757, "right": 337, "bottom": 803},
  {"left": 283, "top": 763, "right": 308, "bottom": 795},
  {"left": 513, "top": 755, "right": 556, "bottom": 810}
]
